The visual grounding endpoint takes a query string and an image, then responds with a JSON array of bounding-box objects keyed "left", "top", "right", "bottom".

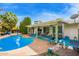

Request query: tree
[
  {"left": 22, "top": 17, "right": 31, "bottom": 25},
  {"left": 0, "top": 12, "right": 18, "bottom": 32},
  {"left": 19, "top": 17, "right": 31, "bottom": 34}
]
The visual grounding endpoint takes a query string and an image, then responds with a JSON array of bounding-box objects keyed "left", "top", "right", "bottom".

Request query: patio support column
[
  {"left": 33, "top": 28, "right": 34, "bottom": 34},
  {"left": 62, "top": 23, "right": 66, "bottom": 48},
  {"left": 31, "top": 28, "right": 33, "bottom": 34},
  {"left": 41, "top": 27, "right": 44, "bottom": 34},
  {"left": 36, "top": 27, "right": 38, "bottom": 38},
  {"left": 29, "top": 28, "right": 31, "bottom": 34},
  {"left": 62, "top": 22, "right": 64, "bottom": 38},
  {"left": 49, "top": 25, "right": 53, "bottom": 36},
  {"left": 27, "top": 27, "right": 29, "bottom": 34},
  {"left": 33, "top": 28, "right": 35, "bottom": 34},
  {"left": 34, "top": 27, "right": 38, "bottom": 37},
  {"left": 55, "top": 24, "right": 58, "bottom": 43},
  {"left": 29, "top": 27, "right": 31, "bottom": 34}
]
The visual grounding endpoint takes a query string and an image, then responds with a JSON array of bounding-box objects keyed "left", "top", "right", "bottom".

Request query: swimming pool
[{"left": 0, "top": 35, "right": 34, "bottom": 52}]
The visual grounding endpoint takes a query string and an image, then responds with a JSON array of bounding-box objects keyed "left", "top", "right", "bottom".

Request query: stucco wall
[{"left": 64, "top": 24, "right": 78, "bottom": 40}]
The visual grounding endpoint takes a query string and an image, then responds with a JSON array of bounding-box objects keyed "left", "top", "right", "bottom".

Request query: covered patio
[
  {"left": 27, "top": 20, "right": 79, "bottom": 50},
  {"left": 28, "top": 20, "right": 65, "bottom": 43}
]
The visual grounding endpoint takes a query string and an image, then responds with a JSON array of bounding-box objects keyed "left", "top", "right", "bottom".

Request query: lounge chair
[
  {"left": 63, "top": 36, "right": 79, "bottom": 48},
  {"left": 5, "top": 31, "right": 12, "bottom": 35},
  {"left": 69, "top": 40, "right": 79, "bottom": 49},
  {"left": 40, "top": 34, "right": 55, "bottom": 42},
  {"left": 60, "top": 36, "right": 70, "bottom": 46},
  {"left": 58, "top": 37, "right": 64, "bottom": 44},
  {"left": 59, "top": 36, "right": 79, "bottom": 51},
  {"left": 30, "top": 34, "right": 36, "bottom": 37}
]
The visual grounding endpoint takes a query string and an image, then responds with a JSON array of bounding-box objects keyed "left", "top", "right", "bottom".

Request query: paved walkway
[{"left": 29, "top": 38, "right": 55, "bottom": 55}]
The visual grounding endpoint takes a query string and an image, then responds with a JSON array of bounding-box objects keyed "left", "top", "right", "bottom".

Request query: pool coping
[{"left": 0, "top": 33, "right": 18, "bottom": 39}]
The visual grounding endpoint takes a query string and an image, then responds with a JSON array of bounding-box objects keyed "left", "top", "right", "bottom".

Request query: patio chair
[
  {"left": 48, "top": 37, "right": 55, "bottom": 44},
  {"left": 57, "top": 36, "right": 70, "bottom": 49},
  {"left": 30, "top": 34, "right": 36, "bottom": 37},
  {"left": 4, "top": 31, "right": 12, "bottom": 35},
  {"left": 47, "top": 48, "right": 54, "bottom": 56},
  {"left": 63, "top": 36, "right": 70, "bottom": 46},
  {"left": 38, "top": 34, "right": 55, "bottom": 44},
  {"left": 69, "top": 40, "right": 79, "bottom": 51},
  {"left": 46, "top": 44, "right": 61, "bottom": 56},
  {"left": 58, "top": 37, "right": 64, "bottom": 44},
  {"left": 43, "top": 35, "right": 55, "bottom": 42},
  {"left": 41, "top": 48, "right": 59, "bottom": 56}
]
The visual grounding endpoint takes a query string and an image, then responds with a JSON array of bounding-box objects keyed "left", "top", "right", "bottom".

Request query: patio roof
[
  {"left": 30, "top": 20, "right": 65, "bottom": 27},
  {"left": 26, "top": 19, "right": 79, "bottom": 28}
]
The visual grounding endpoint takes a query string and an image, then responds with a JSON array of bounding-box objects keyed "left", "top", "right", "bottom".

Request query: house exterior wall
[{"left": 64, "top": 24, "right": 78, "bottom": 40}]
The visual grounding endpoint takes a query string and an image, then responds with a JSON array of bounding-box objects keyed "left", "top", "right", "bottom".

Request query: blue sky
[{"left": 0, "top": 3, "right": 79, "bottom": 25}]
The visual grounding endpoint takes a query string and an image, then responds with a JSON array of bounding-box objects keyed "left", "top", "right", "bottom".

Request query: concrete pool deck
[{"left": 0, "top": 46, "right": 37, "bottom": 56}]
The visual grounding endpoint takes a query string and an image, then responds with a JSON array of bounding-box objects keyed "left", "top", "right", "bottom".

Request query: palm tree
[{"left": 70, "top": 11, "right": 79, "bottom": 23}]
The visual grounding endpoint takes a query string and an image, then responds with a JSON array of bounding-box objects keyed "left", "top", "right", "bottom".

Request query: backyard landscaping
[{"left": 0, "top": 7, "right": 79, "bottom": 56}]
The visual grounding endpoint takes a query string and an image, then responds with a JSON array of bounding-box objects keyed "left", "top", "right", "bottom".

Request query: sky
[{"left": 0, "top": 3, "right": 79, "bottom": 25}]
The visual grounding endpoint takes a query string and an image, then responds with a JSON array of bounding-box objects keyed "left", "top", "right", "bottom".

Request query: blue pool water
[{"left": 0, "top": 35, "right": 34, "bottom": 52}]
